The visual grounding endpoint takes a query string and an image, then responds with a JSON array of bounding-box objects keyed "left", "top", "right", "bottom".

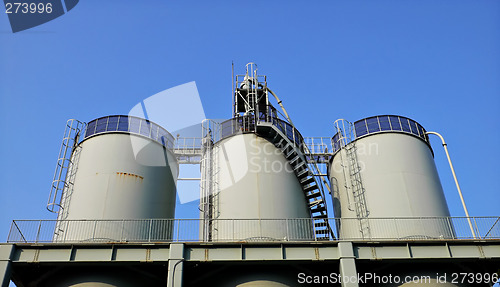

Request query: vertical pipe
[{"left": 426, "top": 131, "right": 476, "bottom": 239}]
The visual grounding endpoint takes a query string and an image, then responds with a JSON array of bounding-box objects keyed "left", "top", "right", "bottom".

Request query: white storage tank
[
  {"left": 329, "top": 115, "right": 455, "bottom": 240},
  {"left": 54, "top": 115, "right": 179, "bottom": 242},
  {"left": 201, "top": 117, "right": 314, "bottom": 241}
]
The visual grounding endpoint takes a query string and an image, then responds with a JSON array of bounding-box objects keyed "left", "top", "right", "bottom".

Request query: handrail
[
  {"left": 218, "top": 115, "right": 305, "bottom": 149},
  {"left": 332, "top": 115, "right": 431, "bottom": 154},
  {"left": 7, "top": 217, "right": 499, "bottom": 243},
  {"left": 483, "top": 216, "right": 499, "bottom": 238},
  {"left": 83, "top": 115, "right": 175, "bottom": 150}
]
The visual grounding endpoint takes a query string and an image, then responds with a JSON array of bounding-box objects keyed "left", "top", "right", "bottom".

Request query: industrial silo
[
  {"left": 199, "top": 63, "right": 317, "bottom": 242},
  {"left": 329, "top": 115, "right": 455, "bottom": 240},
  {"left": 205, "top": 130, "right": 313, "bottom": 241},
  {"left": 52, "top": 115, "right": 178, "bottom": 242}
]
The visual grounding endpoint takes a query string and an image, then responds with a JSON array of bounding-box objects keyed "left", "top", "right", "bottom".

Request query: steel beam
[
  {"left": 0, "top": 245, "right": 14, "bottom": 287},
  {"left": 338, "top": 242, "right": 359, "bottom": 287},
  {"left": 167, "top": 243, "right": 184, "bottom": 287}
]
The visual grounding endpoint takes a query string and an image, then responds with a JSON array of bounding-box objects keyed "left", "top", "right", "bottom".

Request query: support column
[
  {"left": 0, "top": 245, "right": 15, "bottom": 287},
  {"left": 167, "top": 243, "right": 184, "bottom": 287},
  {"left": 338, "top": 241, "right": 358, "bottom": 287}
]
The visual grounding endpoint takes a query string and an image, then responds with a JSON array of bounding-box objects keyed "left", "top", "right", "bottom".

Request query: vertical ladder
[
  {"left": 48, "top": 119, "right": 85, "bottom": 242},
  {"left": 333, "top": 119, "right": 370, "bottom": 239},
  {"left": 47, "top": 119, "right": 85, "bottom": 214},
  {"left": 344, "top": 143, "right": 370, "bottom": 239},
  {"left": 209, "top": 136, "right": 220, "bottom": 236},
  {"left": 199, "top": 132, "right": 212, "bottom": 241},
  {"left": 200, "top": 120, "right": 220, "bottom": 241}
]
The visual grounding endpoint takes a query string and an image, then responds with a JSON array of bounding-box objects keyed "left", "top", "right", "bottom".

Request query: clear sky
[{"left": 0, "top": 0, "right": 499, "bottom": 246}]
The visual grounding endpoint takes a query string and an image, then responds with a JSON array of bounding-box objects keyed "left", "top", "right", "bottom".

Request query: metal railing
[
  {"left": 332, "top": 116, "right": 431, "bottom": 154},
  {"left": 303, "top": 137, "right": 333, "bottom": 164},
  {"left": 83, "top": 115, "right": 176, "bottom": 150},
  {"left": 173, "top": 137, "right": 203, "bottom": 164},
  {"left": 218, "top": 115, "right": 305, "bottom": 150},
  {"left": 303, "top": 137, "right": 333, "bottom": 155},
  {"left": 7, "top": 217, "right": 499, "bottom": 244}
]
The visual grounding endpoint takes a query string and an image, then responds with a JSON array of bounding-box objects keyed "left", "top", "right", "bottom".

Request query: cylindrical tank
[
  {"left": 55, "top": 115, "right": 178, "bottom": 242},
  {"left": 41, "top": 267, "right": 164, "bottom": 287},
  {"left": 329, "top": 115, "right": 454, "bottom": 240},
  {"left": 204, "top": 128, "right": 314, "bottom": 241}
]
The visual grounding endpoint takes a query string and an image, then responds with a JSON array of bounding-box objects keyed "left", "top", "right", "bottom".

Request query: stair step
[
  {"left": 310, "top": 205, "right": 326, "bottom": 213},
  {"left": 305, "top": 190, "right": 321, "bottom": 200},
  {"left": 296, "top": 168, "right": 309, "bottom": 178},
  {"left": 275, "top": 138, "right": 286, "bottom": 148},
  {"left": 312, "top": 213, "right": 327, "bottom": 219},
  {"left": 270, "top": 132, "right": 280, "bottom": 142},
  {"left": 314, "top": 222, "right": 328, "bottom": 227},
  {"left": 285, "top": 149, "right": 297, "bottom": 159},
  {"left": 308, "top": 199, "right": 323, "bottom": 207},
  {"left": 303, "top": 184, "right": 318, "bottom": 193},
  {"left": 281, "top": 142, "right": 293, "bottom": 152},
  {"left": 289, "top": 155, "right": 301, "bottom": 164},
  {"left": 315, "top": 229, "right": 330, "bottom": 235},
  {"left": 316, "top": 236, "right": 330, "bottom": 241},
  {"left": 300, "top": 177, "right": 315, "bottom": 186},
  {"left": 293, "top": 161, "right": 306, "bottom": 170}
]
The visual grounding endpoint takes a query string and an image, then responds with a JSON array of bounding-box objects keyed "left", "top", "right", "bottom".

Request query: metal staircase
[{"left": 257, "top": 123, "right": 333, "bottom": 240}]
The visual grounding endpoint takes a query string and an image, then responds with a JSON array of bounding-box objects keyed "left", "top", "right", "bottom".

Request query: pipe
[
  {"left": 266, "top": 87, "right": 294, "bottom": 126},
  {"left": 426, "top": 131, "right": 477, "bottom": 239}
]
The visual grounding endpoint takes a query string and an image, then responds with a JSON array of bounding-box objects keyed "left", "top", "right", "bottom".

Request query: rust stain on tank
[{"left": 116, "top": 172, "right": 144, "bottom": 181}]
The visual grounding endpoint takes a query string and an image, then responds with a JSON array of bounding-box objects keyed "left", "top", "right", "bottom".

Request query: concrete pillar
[
  {"left": 167, "top": 243, "right": 184, "bottom": 287},
  {"left": 0, "top": 245, "right": 15, "bottom": 287},
  {"left": 338, "top": 241, "right": 358, "bottom": 287}
]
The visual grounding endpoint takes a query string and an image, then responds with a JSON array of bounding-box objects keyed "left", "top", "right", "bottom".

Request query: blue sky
[{"left": 0, "top": 0, "right": 499, "bottom": 247}]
